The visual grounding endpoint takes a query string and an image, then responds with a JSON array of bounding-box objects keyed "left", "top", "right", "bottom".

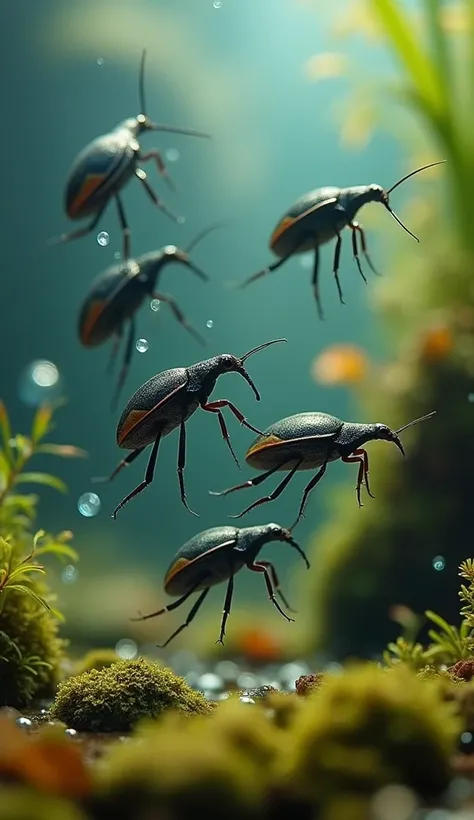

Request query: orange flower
[
  {"left": 311, "top": 344, "right": 368, "bottom": 385},
  {"left": 237, "top": 628, "right": 283, "bottom": 663},
  {"left": 419, "top": 326, "right": 453, "bottom": 362}
]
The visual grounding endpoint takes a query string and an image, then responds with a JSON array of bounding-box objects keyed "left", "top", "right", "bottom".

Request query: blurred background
[{"left": 1, "top": 0, "right": 470, "bottom": 670}]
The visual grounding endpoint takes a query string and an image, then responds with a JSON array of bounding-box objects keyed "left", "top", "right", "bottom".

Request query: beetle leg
[
  {"left": 110, "top": 316, "right": 136, "bottom": 412},
  {"left": 111, "top": 432, "right": 162, "bottom": 519},
  {"left": 105, "top": 325, "right": 124, "bottom": 376},
  {"left": 361, "top": 448, "right": 375, "bottom": 499},
  {"left": 229, "top": 460, "right": 302, "bottom": 519},
  {"left": 140, "top": 148, "right": 176, "bottom": 192},
  {"left": 256, "top": 560, "right": 296, "bottom": 612},
  {"left": 341, "top": 449, "right": 368, "bottom": 507},
  {"left": 177, "top": 419, "right": 199, "bottom": 516},
  {"left": 135, "top": 168, "right": 180, "bottom": 223},
  {"left": 115, "top": 194, "right": 131, "bottom": 261},
  {"left": 239, "top": 233, "right": 313, "bottom": 289},
  {"left": 91, "top": 446, "right": 146, "bottom": 484},
  {"left": 332, "top": 232, "right": 346, "bottom": 305},
  {"left": 157, "top": 588, "right": 210, "bottom": 648},
  {"left": 352, "top": 221, "right": 381, "bottom": 276},
  {"left": 311, "top": 245, "right": 324, "bottom": 320},
  {"left": 201, "top": 399, "right": 265, "bottom": 436},
  {"left": 200, "top": 402, "right": 240, "bottom": 467},
  {"left": 349, "top": 223, "right": 368, "bottom": 284},
  {"left": 130, "top": 577, "right": 205, "bottom": 621},
  {"left": 217, "top": 574, "right": 235, "bottom": 644},
  {"left": 47, "top": 204, "right": 107, "bottom": 247},
  {"left": 290, "top": 459, "right": 329, "bottom": 530},
  {"left": 209, "top": 461, "right": 284, "bottom": 497},
  {"left": 152, "top": 291, "right": 205, "bottom": 346},
  {"left": 247, "top": 561, "right": 295, "bottom": 623}
]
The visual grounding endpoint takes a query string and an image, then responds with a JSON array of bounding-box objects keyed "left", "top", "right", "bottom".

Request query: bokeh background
[{"left": 1, "top": 0, "right": 467, "bottom": 667}]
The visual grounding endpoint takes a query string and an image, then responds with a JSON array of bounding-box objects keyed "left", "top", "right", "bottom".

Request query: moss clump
[
  {"left": 73, "top": 648, "right": 120, "bottom": 676},
  {"left": 0, "top": 788, "right": 87, "bottom": 820},
  {"left": 50, "top": 658, "right": 213, "bottom": 732},
  {"left": 0, "top": 590, "right": 64, "bottom": 709},
  {"left": 278, "top": 663, "right": 461, "bottom": 812},
  {"left": 295, "top": 673, "right": 324, "bottom": 696}
]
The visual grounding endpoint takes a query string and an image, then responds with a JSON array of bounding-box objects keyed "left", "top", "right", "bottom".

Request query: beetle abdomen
[
  {"left": 164, "top": 526, "right": 241, "bottom": 596},
  {"left": 270, "top": 187, "right": 345, "bottom": 257},
  {"left": 116, "top": 368, "right": 194, "bottom": 449},
  {"left": 78, "top": 265, "right": 145, "bottom": 346},
  {"left": 245, "top": 412, "right": 343, "bottom": 470},
  {"left": 66, "top": 133, "right": 135, "bottom": 218}
]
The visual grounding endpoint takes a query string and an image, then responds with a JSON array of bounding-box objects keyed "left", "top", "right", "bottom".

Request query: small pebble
[
  {"left": 240, "top": 685, "right": 277, "bottom": 700},
  {"left": 239, "top": 696, "right": 256, "bottom": 705},
  {"left": 0, "top": 707, "right": 21, "bottom": 721},
  {"left": 65, "top": 728, "right": 77, "bottom": 737},
  {"left": 16, "top": 716, "right": 32, "bottom": 728}
]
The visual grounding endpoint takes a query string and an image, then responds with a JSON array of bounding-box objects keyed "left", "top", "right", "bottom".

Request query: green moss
[
  {"left": 0, "top": 589, "right": 64, "bottom": 709},
  {"left": 73, "top": 648, "right": 120, "bottom": 676},
  {"left": 0, "top": 787, "right": 87, "bottom": 820},
  {"left": 50, "top": 657, "right": 213, "bottom": 731},
  {"left": 278, "top": 663, "right": 461, "bottom": 811}
]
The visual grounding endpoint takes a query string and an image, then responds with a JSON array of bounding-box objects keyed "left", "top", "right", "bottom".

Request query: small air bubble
[
  {"left": 213, "top": 1, "right": 223, "bottom": 7},
  {"left": 206, "top": 319, "right": 213, "bottom": 329},
  {"left": 19, "top": 360, "right": 62, "bottom": 407},
  {"left": 61, "top": 564, "right": 78, "bottom": 585},
  {"left": 299, "top": 253, "right": 313, "bottom": 269},
  {"left": 16, "top": 717, "right": 32, "bottom": 728},
  {"left": 461, "top": 731, "right": 473, "bottom": 744},
  {"left": 150, "top": 299, "right": 161, "bottom": 312},
  {"left": 114, "top": 251, "right": 121, "bottom": 260},
  {"left": 177, "top": 216, "right": 186, "bottom": 224},
  {"left": 468, "top": 393, "right": 474, "bottom": 403},
  {"left": 165, "top": 148, "right": 180, "bottom": 162},
  {"left": 136, "top": 338, "right": 149, "bottom": 353},
  {"left": 77, "top": 492, "right": 101, "bottom": 518},
  {"left": 65, "top": 728, "right": 77, "bottom": 736},
  {"left": 97, "top": 231, "right": 110, "bottom": 247},
  {"left": 115, "top": 638, "right": 138, "bottom": 660},
  {"left": 432, "top": 555, "right": 445, "bottom": 571},
  {"left": 97, "top": 57, "right": 104, "bottom": 66}
]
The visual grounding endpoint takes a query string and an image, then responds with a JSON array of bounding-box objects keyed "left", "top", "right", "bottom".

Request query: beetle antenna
[
  {"left": 394, "top": 410, "right": 436, "bottom": 435},
  {"left": 386, "top": 161, "right": 445, "bottom": 195},
  {"left": 288, "top": 537, "right": 310, "bottom": 569},
  {"left": 185, "top": 221, "right": 228, "bottom": 254},
  {"left": 383, "top": 205, "right": 420, "bottom": 242},
  {"left": 139, "top": 49, "right": 147, "bottom": 115},
  {"left": 240, "top": 338, "right": 287, "bottom": 363}
]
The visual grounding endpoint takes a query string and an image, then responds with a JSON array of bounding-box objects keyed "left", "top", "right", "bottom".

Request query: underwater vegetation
[{"left": 305, "top": 0, "right": 474, "bottom": 657}]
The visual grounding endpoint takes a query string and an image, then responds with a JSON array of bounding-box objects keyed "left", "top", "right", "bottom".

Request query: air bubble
[
  {"left": 114, "top": 251, "right": 121, "bottom": 260},
  {"left": 432, "top": 555, "right": 446, "bottom": 571},
  {"left": 213, "top": 1, "right": 223, "bottom": 7},
  {"left": 16, "top": 717, "right": 32, "bottom": 728},
  {"left": 77, "top": 492, "right": 101, "bottom": 518},
  {"left": 97, "top": 57, "right": 104, "bottom": 66},
  {"left": 206, "top": 319, "right": 213, "bottom": 329},
  {"left": 150, "top": 299, "right": 161, "bottom": 312},
  {"left": 19, "top": 360, "right": 62, "bottom": 407},
  {"left": 299, "top": 253, "right": 313, "bottom": 269},
  {"left": 97, "top": 231, "right": 110, "bottom": 247},
  {"left": 136, "top": 338, "right": 149, "bottom": 353},
  {"left": 165, "top": 148, "right": 180, "bottom": 162},
  {"left": 177, "top": 216, "right": 186, "bottom": 224},
  {"left": 61, "top": 564, "right": 78, "bottom": 585},
  {"left": 469, "top": 393, "right": 474, "bottom": 403},
  {"left": 115, "top": 638, "right": 138, "bottom": 660}
]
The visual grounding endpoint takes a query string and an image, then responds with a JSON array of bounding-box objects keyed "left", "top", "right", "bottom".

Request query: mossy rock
[
  {"left": 50, "top": 658, "right": 213, "bottom": 731},
  {"left": 0, "top": 589, "right": 65, "bottom": 709},
  {"left": 72, "top": 648, "right": 121, "bottom": 676}
]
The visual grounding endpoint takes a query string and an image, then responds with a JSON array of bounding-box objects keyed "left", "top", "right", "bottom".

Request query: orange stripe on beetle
[
  {"left": 164, "top": 557, "right": 190, "bottom": 588},
  {"left": 270, "top": 216, "right": 296, "bottom": 248},
  {"left": 80, "top": 300, "right": 106, "bottom": 346},
  {"left": 118, "top": 410, "right": 150, "bottom": 445},
  {"left": 68, "top": 174, "right": 107, "bottom": 217},
  {"left": 246, "top": 434, "right": 283, "bottom": 459}
]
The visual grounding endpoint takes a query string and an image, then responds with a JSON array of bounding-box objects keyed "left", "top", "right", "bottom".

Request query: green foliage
[
  {"left": 0, "top": 788, "right": 87, "bottom": 820},
  {"left": 0, "top": 401, "right": 84, "bottom": 707},
  {"left": 50, "top": 658, "right": 213, "bottom": 732},
  {"left": 277, "top": 663, "right": 461, "bottom": 816}
]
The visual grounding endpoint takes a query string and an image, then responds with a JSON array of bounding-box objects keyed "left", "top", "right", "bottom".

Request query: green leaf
[
  {"left": 425, "top": 609, "right": 459, "bottom": 642},
  {"left": 0, "top": 402, "right": 13, "bottom": 465},
  {"left": 0, "top": 451, "right": 11, "bottom": 491},
  {"left": 14, "top": 473, "right": 68, "bottom": 494},
  {"left": 9, "top": 435, "right": 33, "bottom": 461},
  {"left": 34, "top": 542, "right": 78, "bottom": 563},
  {"left": 36, "top": 443, "right": 88, "bottom": 459},
  {"left": 31, "top": 404, "right": 54, "bottom": 445},
  {"left": 4, "top": 584, "right": 52, "bottom": 611},
  {"left": 7, "top": 564, "right": 45, "bottom": 584}
]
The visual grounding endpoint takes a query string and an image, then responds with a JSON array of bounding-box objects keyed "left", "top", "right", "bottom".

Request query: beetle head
[
  {"left": 372, "top": 423, "right": 405, "bottom": 456},
  {"left": 366, "top": 183, "right": 385, "bottom": 203},
  {"left": 265, "top": 523, "right": 310, "bottom": 569},
  {"left": 161, "top": 244, "right": 209, "bottom": 281},
  {"left": 215, "top": 339, "right": 287, "bottom": 401}
]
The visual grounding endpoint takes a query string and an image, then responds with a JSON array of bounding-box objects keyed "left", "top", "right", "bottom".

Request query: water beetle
[
  {"left": 240, "top": 161, "right": 445, "bottom": 318},
  {"left": 130, "top": 522, "right": 310, "bottom": 646},
  {"left": 210, "top": 410, "right": 436, "bottom": 528},
  {"left": 78, "top": 223, "right": 222, "bottom": 410},
  {"left": 50, "top": 50, "right": 210, "bottom": 260},
  {"left": 93, "top": 338, "right": 286, "bottom": 518}
]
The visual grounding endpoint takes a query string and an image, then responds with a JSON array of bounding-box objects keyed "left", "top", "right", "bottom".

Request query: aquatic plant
[
  {"left": 0, "top": 402, "right": 84, "bottom": 707},
  {"left": 307, "top": 0, "right": 474, "bottom": 657},
  {"left": 0, "top": 788, "right": 87, "bottom": 820},
  {"left": 50, "top": 658, "right": 213, "bottom": 732},
  {"left": 277, "top": 663, "right": 461, "bottom": 816}
]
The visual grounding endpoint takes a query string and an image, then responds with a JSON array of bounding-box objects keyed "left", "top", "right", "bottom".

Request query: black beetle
[
  {"left": 240, "top": 161, "right": 445, "bottom": 318},
  {"left": 50, "top": 50, "right": 210, "bottom": 260},
  {"left": 78, "top": 223, "right": 222, "bottom": 410},
  {"left": 93, "top": 338, "right": 286, "bottom": 518},
  {"left": 130, "top": 522, "right": 310, "bottom": 647},
  {"left": 210, "top": 410, "right": 436, "bottom": 528}
]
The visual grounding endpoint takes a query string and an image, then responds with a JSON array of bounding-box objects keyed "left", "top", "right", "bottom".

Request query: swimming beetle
[
  {"left": 78, "top": 224, "right": 222, "bottom": 410},
  {"left": 94, "top": 338, "right": 286, "bottom": 518},
  {"left": 50, "top": 50, "right": 210, "bottom": 260},
  {"left": 210, "top": 410, "right": 436, "bottom": 528},
  {"left": 240, "top": 161, "right": 445, "bottom": 318},
  {"left": 130, "top": 523, "right": 310, "bottom": 646}
]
